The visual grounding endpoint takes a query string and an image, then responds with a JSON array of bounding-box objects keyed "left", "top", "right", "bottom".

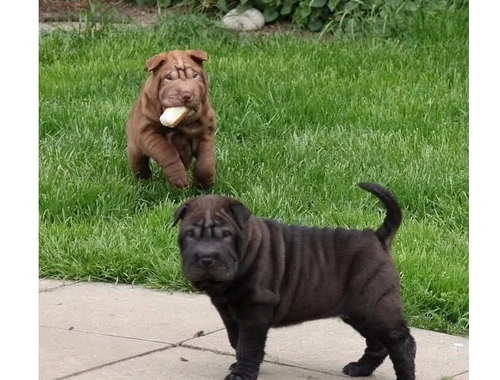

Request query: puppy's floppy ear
[
  {"left": 228, "top": 201, "right": 251, "bottom": 230},
  {"left": 145, "top": 53, "right": 169, "bottom": 72},
  {"left": 173, "top": 203, "right": 189, "bottom": 226},
  {"left": 186, "top": 50, "right": 208, "bottom": 66}
]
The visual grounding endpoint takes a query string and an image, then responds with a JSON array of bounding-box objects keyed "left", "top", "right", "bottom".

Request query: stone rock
[{"left": 222, "top": 8, "right": 265, "bottom": 31}]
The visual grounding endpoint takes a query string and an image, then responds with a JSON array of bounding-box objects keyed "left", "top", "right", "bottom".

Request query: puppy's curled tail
[{"left": 358, "top": 182, "right": 402, "bottom": 252}]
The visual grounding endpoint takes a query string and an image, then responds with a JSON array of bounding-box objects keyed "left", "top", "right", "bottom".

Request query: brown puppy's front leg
[
  {"left": 225, "top": 305, "right": 272, "bottom": 380},
  {"left": 141, "top": 131, "right": 189, "bottom": 188}
]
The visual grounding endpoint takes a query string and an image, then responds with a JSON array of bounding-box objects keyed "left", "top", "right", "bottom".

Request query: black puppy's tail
[{"left": 358, "top": 182, "right": 402, "bottom": 252}]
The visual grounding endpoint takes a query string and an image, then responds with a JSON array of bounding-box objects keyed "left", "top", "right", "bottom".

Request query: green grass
[{"left": 39, "top": 10, "right": 468, "bottom": 335}]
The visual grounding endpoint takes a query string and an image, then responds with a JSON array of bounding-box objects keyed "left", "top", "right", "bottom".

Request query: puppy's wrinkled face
[
  {"left": 146, "top": 50, "right": 209, "bottom": 123},
  {"left": 173, "top": 195, "right": 251, "bottom": 293}
]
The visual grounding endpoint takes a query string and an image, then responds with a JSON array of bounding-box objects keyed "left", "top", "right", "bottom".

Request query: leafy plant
[{"left": 126, "top": 0, "right": 467, "bottom": 37}]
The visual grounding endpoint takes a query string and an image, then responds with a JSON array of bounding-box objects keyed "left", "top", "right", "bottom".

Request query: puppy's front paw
[
  {"left": 168, "top": 174, "right": 190, "bottom": 189},
  {"left": 224, "top": 362, "right": 258, "bottom": 380},
  {"left": 342, "top": 361, "right": 372, "bottom": 377},
  {"left": 224, "top": 374, "right": 252, "bottom": 380}
]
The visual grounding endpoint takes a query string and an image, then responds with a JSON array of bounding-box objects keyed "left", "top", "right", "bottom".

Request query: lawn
[{"left": 39, "top": 10, "right": 468, "bottom": 335}]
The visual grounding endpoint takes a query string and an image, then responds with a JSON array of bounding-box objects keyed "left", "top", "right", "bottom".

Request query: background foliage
[{"left": 128, "top": 0, "right": 468, "bottom": 37}]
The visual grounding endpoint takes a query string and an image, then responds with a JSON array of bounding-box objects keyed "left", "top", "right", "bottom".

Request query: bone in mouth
[{"left": 159, "top": 106, "right": 190, "bottom": 128}]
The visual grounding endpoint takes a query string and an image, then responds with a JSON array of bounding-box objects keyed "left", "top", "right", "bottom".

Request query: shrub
[{"left": 128, "top": 0, "right": 468, "bottom": 37}]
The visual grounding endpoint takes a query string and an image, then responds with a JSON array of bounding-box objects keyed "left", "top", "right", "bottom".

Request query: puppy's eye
[
  {"left": 192, "top": 72, "right": 199, "bottom": 79},
  {"left": 222, "top": 230, "right": 232, "bottom": 238},
  {"left": 165, "top": 74, "right": 172, "bottom": 80},
  {"left": 184, "top": 230, "right": 194, "bottom": 238}
]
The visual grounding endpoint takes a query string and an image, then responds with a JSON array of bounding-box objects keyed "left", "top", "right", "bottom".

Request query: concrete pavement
[{"left": 39, "top": 279, "right": 468, "bottom": 380}]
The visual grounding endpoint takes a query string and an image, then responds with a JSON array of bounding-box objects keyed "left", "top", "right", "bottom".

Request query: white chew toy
[{"left": 159, "top": 107, "right": 189, "bottom": 127}]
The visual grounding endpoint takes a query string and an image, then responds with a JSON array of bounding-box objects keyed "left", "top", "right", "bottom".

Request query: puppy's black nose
[{"left": 199, "top": 256, "right": 215, "bottom": 267}]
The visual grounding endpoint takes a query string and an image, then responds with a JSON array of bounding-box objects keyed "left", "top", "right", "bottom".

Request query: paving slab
[
  {"left": 39, "top": 280, "right": 224, "bottom": 344},
  {"left": 190, "top": 319, "right": 469, "bottom": 380},
  {"left": 39, "top": 280, "right": 469, "bottom": 380},
  {"left": 39, "top": 326, "right": 169, "bottom": 380},
  {"left": 71, "top": 346, "right": 337, "bottom": 380}
]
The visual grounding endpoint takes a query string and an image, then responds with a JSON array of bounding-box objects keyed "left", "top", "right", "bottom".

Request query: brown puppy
[
  {"left": 126, "top": 49, "right": 216, "bottom": 188},
  {"left": 173, "top": 183, "right": 416, "bottom": 380}
]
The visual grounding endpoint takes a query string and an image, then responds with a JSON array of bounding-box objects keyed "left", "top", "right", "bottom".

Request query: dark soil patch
[{"left": 39, "top": 0, "right": 158, "bottom": 25}]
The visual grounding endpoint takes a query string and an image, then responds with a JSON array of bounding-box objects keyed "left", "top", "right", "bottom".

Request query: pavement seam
[
  {"left": 178, "top": 328, "right": 350, "bottom": 377},
  {"left": 39, "top": 281, "right": 81, "bottom": 293},
  {"left": 40, "top": 325, "right": 177, "bottom": 345},
  {"left": 41, "top": 326, "right": 234, "bottom": 379},
  {"left": 179, "top": 343, "right": 347, "bottom": 378},
  {"left": 177, "top": 327, "right": 226, "bottom": 343},
  {"left": 41, "top": 323, "right": 226, "bottom": 346},
  {"left": 52, "top": 345, "right": 175, "bottom": 380},
  {"left": 448, "top": 370, "right": 469, "bottom": 378},
  {"left": 48, "top": 327, "right": 235, "bottom": 379}
]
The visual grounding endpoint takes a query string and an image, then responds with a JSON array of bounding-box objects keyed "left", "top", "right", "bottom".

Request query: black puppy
[{"left": 173, "top": 183, "right": 416, "bottom": 380}]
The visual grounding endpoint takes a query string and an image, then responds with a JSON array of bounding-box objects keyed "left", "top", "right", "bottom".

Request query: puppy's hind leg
[
  {"left": 383, "top": 323, "right": 416, "bottom": 380},
  {"left": 341, "top": 315, "right": 416, "bottom": 380},
  {"left": 127, "top": 144, "right": 152, "bottom": 180},
  {"left": 129, "top": 155, "right": 152, "bottom": 180},
  {"left": 341, "top": 317, "right": 388, "bottom": 377}
]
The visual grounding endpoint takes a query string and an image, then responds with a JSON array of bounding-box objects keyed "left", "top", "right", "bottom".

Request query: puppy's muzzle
[
  {"left": 182, "top": 241, "right": 238, "bottom": 286},
  {"left": 195, "top": 247, "right": 220, "bottom": 268},
  {"left": 186, "top": 242, "right": 228, "bottom": 270}
]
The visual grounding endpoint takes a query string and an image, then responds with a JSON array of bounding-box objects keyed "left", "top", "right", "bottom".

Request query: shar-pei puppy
[
  {"left": 126, "top": 49, "right": 216, "bottom": 189},
  {"left": 173, "top": 182, "right": 416, "bottom": 380}
]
